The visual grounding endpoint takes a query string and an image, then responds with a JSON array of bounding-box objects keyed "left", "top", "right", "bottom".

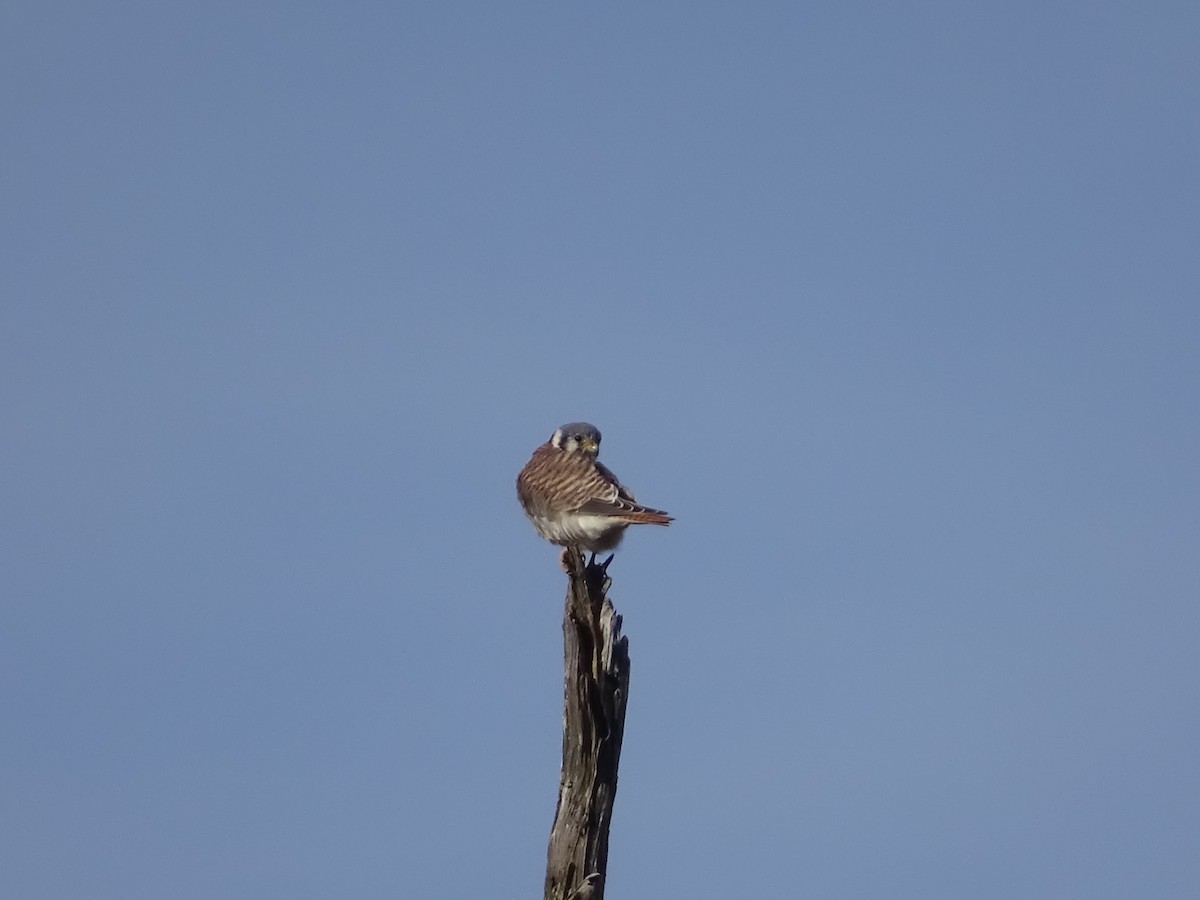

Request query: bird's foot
[{"left": 587, "top": 552, "right": 615, "bottom": 573}]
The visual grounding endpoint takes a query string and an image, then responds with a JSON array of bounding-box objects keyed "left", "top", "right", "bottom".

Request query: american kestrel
[{"left": 517, "top": 422, "right": 672, "bottom": 555}]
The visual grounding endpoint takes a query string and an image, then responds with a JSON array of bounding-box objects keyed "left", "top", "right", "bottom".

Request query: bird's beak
[{"left": 581, "top": 438, "right": 599, "bottom": 454}]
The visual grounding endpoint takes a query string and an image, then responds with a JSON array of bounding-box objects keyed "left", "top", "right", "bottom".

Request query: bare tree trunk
[{"left": 544, "top": 548, "right": 630, "bottom": 900}]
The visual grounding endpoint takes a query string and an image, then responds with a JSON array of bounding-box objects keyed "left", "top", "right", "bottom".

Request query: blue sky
[{"left": 3, "top": 2, "right": 1198, "bottom": 898}]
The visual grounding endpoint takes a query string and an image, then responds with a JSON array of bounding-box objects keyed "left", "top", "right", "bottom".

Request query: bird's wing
[
  {"left": 576, "top": 461, "right": 673, "bottom": 523},
  {"left": 519, "top": 445, "right": 672, "bottom": 523},
  {"left": 519, "top": 445, "right": 619, "bottom": 513}
]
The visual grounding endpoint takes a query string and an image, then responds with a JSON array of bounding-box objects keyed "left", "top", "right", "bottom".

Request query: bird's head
[{"left": 551, "top": 422, "right": 601, "bottom": 457}]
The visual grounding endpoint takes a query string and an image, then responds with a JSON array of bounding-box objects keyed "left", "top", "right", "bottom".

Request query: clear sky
[{"left": 3, "top": 2, "right": 1198, "bottom": 898}]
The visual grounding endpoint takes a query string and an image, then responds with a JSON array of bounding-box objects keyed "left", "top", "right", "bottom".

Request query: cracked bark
[{"left": 543, "top": 548, "right": 630, "bottom": 900}]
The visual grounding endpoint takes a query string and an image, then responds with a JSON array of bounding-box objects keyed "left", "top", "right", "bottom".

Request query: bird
[{"left": 517, "top": 422, "right": 672, "bottom": 560}]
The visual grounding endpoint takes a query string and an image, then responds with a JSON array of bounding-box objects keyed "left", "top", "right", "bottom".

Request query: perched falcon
[{"left": 517, "top": 422, "right": 672, "bottom": 555}]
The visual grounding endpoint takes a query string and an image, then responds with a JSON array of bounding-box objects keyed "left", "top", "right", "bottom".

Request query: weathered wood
[{"left": 544, "top": 548, "right": 630, "bottom": 900}]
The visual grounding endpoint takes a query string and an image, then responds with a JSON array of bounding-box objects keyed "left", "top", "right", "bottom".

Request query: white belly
[{"left": 527, "top": 512, "right": 628, "bottom": 552}]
